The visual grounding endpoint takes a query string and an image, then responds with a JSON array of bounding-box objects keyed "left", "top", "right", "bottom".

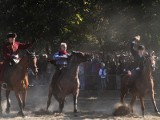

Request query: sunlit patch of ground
[{"left": 0, "top": 88, "right": 160, "bottom": 119}]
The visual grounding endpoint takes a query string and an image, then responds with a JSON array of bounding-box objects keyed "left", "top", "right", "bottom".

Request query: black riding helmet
[
  {"left": 7, "top": 33, "right": 17, "bottom": 38},
  {"left": 138, "top": 45, "right": 145, "bottom": 50}
]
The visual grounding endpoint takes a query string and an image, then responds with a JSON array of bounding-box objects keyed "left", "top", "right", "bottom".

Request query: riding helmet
[{"left": 7, "top": 33, "right": 17, "bottom": 38}]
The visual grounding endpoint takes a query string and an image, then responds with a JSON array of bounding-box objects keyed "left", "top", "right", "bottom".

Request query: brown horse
[
  {"left": 46, "top": 51, "right": 93, "bottom": 113},
  {"left": 0, "top": 50, "right": 38, "bottom": 117},
  {"left": 120, "top": 53, "right": 159, "bottom": 116}
]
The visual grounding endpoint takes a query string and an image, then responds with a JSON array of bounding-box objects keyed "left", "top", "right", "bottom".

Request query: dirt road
[{"left": 0, "top": 85, "right": 160, "bottom": 120}]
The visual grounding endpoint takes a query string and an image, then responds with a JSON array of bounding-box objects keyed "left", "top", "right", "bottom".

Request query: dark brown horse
[
  {"left": 46, "top": 51, "right": 93, "bottom": 113},
  {"left": 0, "top": 50, "right": 38, "bottom": 117},
  {"left": 120, "top": 52, "right": 159, "bottom": 116}
]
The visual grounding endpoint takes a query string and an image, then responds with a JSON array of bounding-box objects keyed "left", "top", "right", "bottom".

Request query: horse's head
[
  {"left": 26, "top": 50, "right": 38, "bottom": 75},
  {"left": 70, "top": 51, "right": 93, "bottom": 64},
  {"left": 144, "top": 51, "right": 156, "bottom": 72}
]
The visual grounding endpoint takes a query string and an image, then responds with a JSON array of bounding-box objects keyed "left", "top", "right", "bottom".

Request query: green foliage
[{"left": 0, "top": 0, "right": 160, "bottom": 56}]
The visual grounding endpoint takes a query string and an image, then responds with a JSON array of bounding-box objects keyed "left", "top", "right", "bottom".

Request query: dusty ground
[{"left": 0, "top": 84, "right": 160, "bottom": 120}]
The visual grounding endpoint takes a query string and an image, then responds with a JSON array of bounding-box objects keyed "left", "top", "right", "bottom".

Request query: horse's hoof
[
  {"left": 59, "top": 111, "right": 62, "bottom": 113},
  {"left": 74, "top": 109, "right": 78, "bottom": 113},
  {"left": 156, "top": 111, "right": 160, "bottom": 115},
  {"left": 46, "top": 109, "right": 48, "bottom": 112},
  {"left": 17, "top": 111, "right": 25, "bottom": 117},
  {"left": 6, "top": 108, "right": 10, "bottom": 114},
  {"left": 58, "top": 109, "right": 62, "bottom": 113}
]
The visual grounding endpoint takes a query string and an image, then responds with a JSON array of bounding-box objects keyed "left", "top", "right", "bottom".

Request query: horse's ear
[
  {"left": 150, "top": 51, "right": 157, "bottom": 60},
  {"left": 144, "top": 51, "right": 149, "bottom": 57},
  {"left": 151, "top": 51, "right": 155, "bottom": 56}
]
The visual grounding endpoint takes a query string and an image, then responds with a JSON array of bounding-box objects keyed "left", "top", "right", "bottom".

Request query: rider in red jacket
[
  {"left": 0, "top": 33, "right": 34, "bottom": 89},
  {"left": 3, "top": 33, "right": 33, "bottom": 62}
]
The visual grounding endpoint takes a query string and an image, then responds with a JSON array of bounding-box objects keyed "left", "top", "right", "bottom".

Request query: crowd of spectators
[
  {"left": 78, "top": 52, "right": 135, "bottom": 90},
  {"left": 25, "top": 50, "right": 160, "bottom": 91},
  {"left": 28, "top": 52, "right": 135, "bottom": 90},
  {"left": 80, "top": 53, "right": 134, "bottom": 90}
]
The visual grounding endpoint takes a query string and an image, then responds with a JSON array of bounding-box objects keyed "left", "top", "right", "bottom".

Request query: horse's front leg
[
  {"left": 0, "top": 85, "right": 2, "bottom": 114},
  {"left": 15, "top": 90, "right": 25, "bottom": 117},
  {"left": 140, "top": 97, "right": 145, "bottom": 117},
  {"left": 120, "top": 87, "right": 128, "bottom": 104},
  {"left": 21, "top": 90, "right": 27, "bottom": 109},
  {"left": 73, "top": 89, "right": 79, "bottom": 113},
  {"left": 59, "top": 98, "right": 65, "bottom": 113},
  {"left": 46, "top": 87, "right": 53, "bottom": 111},
  {"left": 130, "top": 94, "right": 136, "bottom": 113},
  {"left": 6, "top": 90, "right": 11, "bottom": 114},
  {"left": 150, "top": 90, "right": 160, "bottom": 114}
]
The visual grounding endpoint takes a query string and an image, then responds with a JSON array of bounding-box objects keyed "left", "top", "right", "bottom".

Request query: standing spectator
[
  {"left": 99, "top": 63, "right": 108, "bottom": 90},
  {"left": 130, "top": 35, "right": 140, "bottom": 62},
  {"left": 116, "top": 58, "right": 124, "bottom": 90},
  {"left": 83, "top": 61, "right": 90, "bottom": 89},
  {"left": 79, "top": 63, "right": 85, "bottom": 90},
  {"left": 90, "top": 57, "right": 101, "bottom": 89},
  {"left": 108, "top": 58, "right": 117, "bottom": 89}
]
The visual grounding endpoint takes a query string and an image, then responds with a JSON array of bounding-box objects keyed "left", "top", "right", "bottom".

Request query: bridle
[{"left": 26, "top": 50, "right": 38, "bottom": 75}]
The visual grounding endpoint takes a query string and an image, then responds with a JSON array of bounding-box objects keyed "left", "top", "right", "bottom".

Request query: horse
[
  {"left": 0, "top": 50, "right": 38, "bottom": 117},
  {"left": 120, "top": 52, "right": 159, "bottom": 116},
  {"left": 46, "top": 51, "right": 93, "bottom": 113}
]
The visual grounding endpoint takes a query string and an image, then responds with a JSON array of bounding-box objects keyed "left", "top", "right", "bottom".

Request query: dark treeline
[{"left": 0, "top": 0, "right": 160, "bottom": 58}]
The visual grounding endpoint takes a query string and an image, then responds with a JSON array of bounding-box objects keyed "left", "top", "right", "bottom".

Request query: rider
[
  {"left": 53, "top": 42, "right": 69, "bottom": 69},
  {"left": 130, "top": 35, "right": 141, "bottom": 62},
  {"left": 50, "top": 43, "right": 69, "bottom": 87},
  {"left": 133, "top": 45, "right": 146, "bottom": 77},
  {"left": 1, "top": 32, "right": 35, "bottom": 89},
  {"left": 127, "top": 45, "right": 146, "bottom": 91}
]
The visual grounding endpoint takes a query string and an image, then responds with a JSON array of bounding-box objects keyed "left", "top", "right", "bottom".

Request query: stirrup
[{"left": 1, "top": 83, "right": 7, "bottom": 90}]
